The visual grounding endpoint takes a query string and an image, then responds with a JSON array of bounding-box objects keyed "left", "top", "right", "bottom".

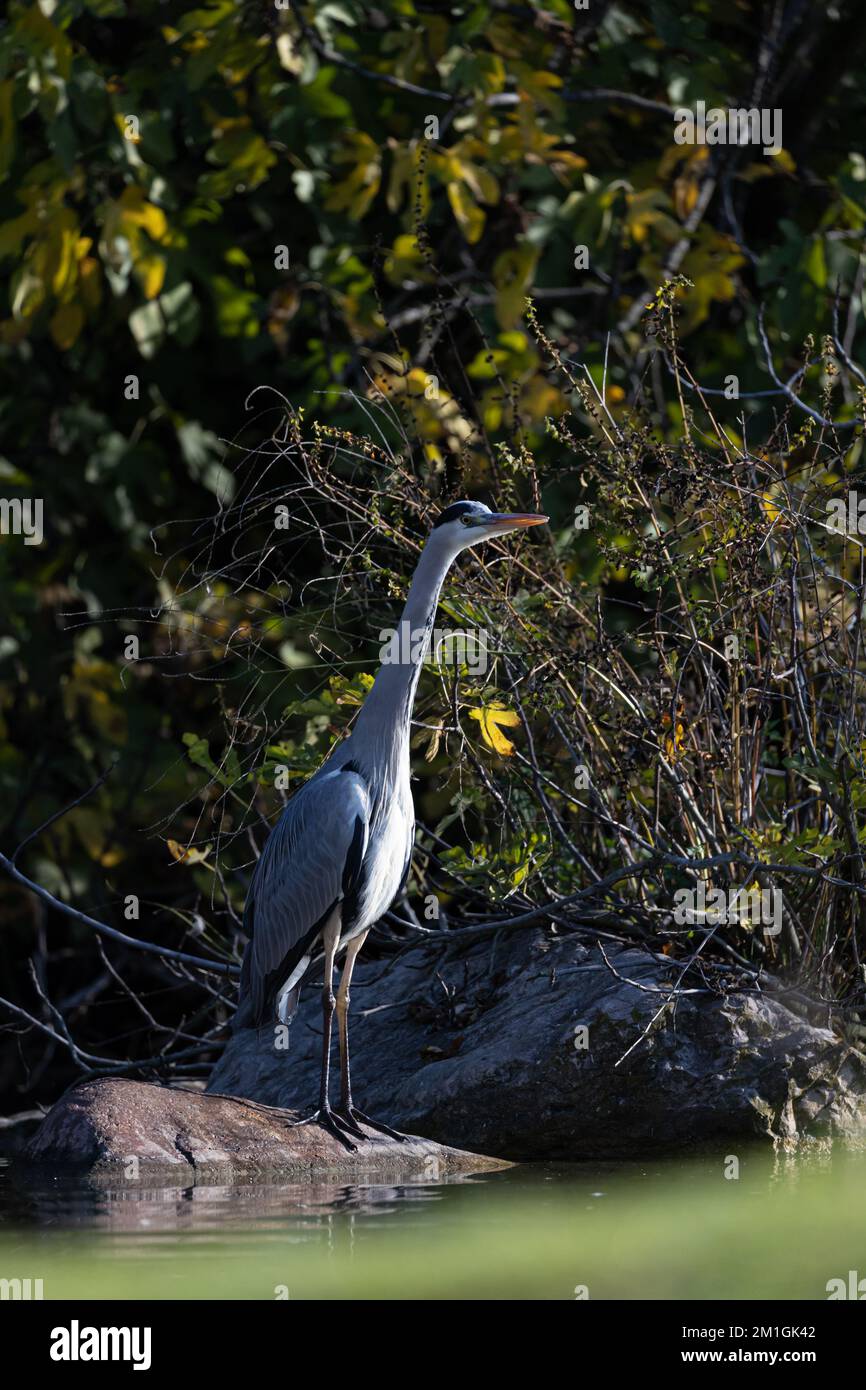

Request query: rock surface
[
  {"left": 24, "top": 1077, "right": 507, "bottom": 1180},
  {"left": 209, "top": 929, "right": 866, "bottom": 1159}
]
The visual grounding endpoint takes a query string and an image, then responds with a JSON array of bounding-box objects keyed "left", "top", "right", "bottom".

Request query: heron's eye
[{"left": 460, "top": 514, "right": 475, "bottom": 526}]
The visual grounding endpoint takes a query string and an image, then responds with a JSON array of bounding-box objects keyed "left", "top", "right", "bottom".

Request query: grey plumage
[
  {"left": 236, "top": 768, "right": 371, "bottom": 1029},
  {"left": 235, "top": 498, "right": 547, "bottom": 1147}
]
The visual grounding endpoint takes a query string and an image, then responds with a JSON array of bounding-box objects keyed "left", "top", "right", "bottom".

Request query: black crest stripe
[{"left": 432, "top": 501, "right": 484, "bottom": 528}]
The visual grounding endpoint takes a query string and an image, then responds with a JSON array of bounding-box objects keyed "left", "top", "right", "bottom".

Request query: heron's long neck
[{"left": 351, "top": 540, "right": 453, "bottom": 775}]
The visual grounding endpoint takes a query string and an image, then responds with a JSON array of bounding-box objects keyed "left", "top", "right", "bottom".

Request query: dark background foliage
[{"left": 3, "top": 0, "right": 866, "bottom": 1110}]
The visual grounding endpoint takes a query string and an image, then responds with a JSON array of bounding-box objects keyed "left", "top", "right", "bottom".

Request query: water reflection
[
  {"left": 2, "top": 1148, "right": 866, "bottom": 1299},
  {"left": 0, "top": 1160, "right": 489, "bottom": 1235}
]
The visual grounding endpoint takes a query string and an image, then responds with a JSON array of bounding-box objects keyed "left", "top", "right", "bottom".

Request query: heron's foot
[
  {"left": 328, "top": 1107, "right": 367, "bottom": 1140},
  {"left": 309, "top": 1105, "right": 360, "bottom": 1152},
  {"left": 341, "top": 1106, "right": 408, "bottom": 1142}
]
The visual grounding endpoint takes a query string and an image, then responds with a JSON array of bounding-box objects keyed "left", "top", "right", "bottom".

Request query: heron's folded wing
[{"left": 241, "top": 769, "right": 369, "bottom": 1023}]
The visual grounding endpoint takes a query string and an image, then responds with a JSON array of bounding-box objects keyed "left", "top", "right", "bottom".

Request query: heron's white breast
[{"left": 351, "top": 789, "right": 413, "bottom": 937}]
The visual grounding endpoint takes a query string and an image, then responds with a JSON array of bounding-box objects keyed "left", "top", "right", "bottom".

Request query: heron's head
[{"left": 430, "top": 499, "right": 548, "bottom": 554}]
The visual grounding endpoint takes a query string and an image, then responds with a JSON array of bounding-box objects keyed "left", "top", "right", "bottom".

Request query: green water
[{"left": 1, "top": 1148, "right": 865, "bottom": 1300}]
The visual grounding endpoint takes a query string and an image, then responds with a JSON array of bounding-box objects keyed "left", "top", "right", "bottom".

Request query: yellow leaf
[
  {"left": 49, "top": 301, "right": 84, "bottom": 350},
  {"left": 110, "top": 187, "right": 169, "bottom": 243},
  {"left": 470, "top": 702, "right": 521, "bottom": 756},
  {"left": 769, "top": 147, "right": 796, "bottom": 174},
  {"left": 664, "top": 727, "right": 684, "bottom": 761},
  {"left": 0, "top": 209, "right": 38, "bottom": 259},
  {"left": 626, "top": 189, "right": 681, "bottom": 246},
  {"left": 136, "top": 254, "right": 166, "bottom": 300},
  {"left": 50, "top": 220, "right": 79, "bottom": 295},
  {"left": 79, "top": 256, "right": 102, "bottom": 312},
  {"left": 167, "top": 839, "right": 213, "bottom": 869},
  {"left": 456, "top": 159, "right": 499, "bottom": 206},
  {"left": 447, "top": 180, "right": 484, "bottom": 243},
  {"left": 324, "top": 133, "right": 381, "bottom": 221},
  {"left": 493, "top": 244, "right": 537, "bottom": 329},
  {"left": 661, "top": 709, "right": 686, "bottom": 763},
  {"left": 424, "top": 719, "right": 444, "bottom": 762},
  {"left": 129, "top": 201, "right": 168, "bottom": 244},
  {"left": 386, "top": 142, "right": 419, "bottom": 215},
  {"left": 761, "top": 490, "right": 782, "bottom": 524},
  {"left": 384, "top": 232, "right": 432, "bottom": 284},
  {"left": 674, "top": 172, "right": 699, "bottom": 219}
]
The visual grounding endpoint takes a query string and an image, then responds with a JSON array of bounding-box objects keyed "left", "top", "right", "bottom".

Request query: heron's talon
[
  {"left": 333, "top": 1108, "right": 367, "bottom": 1140},
  {"left": 312, "top": 1106, "right": 358, "bottom": 1152},
  {"left": 348, "top": 1107, "right": 408, "bottom": 1142}
]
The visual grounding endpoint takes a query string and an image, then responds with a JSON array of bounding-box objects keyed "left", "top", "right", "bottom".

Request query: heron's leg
[
  {"left": 336, "top": 931, "right": 367, "bottom": 1117},
  {"left": 335, "top": 929, "right": 407, "bottom": 1143},
  {"left": 315, "top": 915, "right": 358, "bottom": 1152}
]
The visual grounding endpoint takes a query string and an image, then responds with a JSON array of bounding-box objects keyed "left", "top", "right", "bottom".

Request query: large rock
[
  {"left": 208, "top": 929, "right": 866, "bottom": 1159},
  {"left": 24, "top": 1077, "right": 506, "bottom": 1181}
]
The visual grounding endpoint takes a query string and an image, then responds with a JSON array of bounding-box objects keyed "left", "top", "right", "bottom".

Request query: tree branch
[{"left": 0, "top": 852, "right": 240, "bottom": 977}]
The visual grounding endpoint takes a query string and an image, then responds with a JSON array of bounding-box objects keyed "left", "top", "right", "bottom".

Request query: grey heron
[{"left": 236, "top": 499, "right": 548, "bottom": 1149}]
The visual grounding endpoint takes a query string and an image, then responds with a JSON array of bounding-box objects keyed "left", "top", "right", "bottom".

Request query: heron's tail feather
[
  {"left": 274, "top": 950, "right": 311, "bottom": 1025},
  {"left": 276, "top": 982, "right": 301, "bottom": 1025}
]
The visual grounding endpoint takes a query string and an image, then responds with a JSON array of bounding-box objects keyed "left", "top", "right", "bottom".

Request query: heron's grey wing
[{"left": 240, "top": 769, "right": 369, "bottom": 1025}]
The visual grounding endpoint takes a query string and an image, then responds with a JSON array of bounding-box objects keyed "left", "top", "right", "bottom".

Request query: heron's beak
[{"left": 486, "top": 512, "right": 549, "bottom": 531}]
